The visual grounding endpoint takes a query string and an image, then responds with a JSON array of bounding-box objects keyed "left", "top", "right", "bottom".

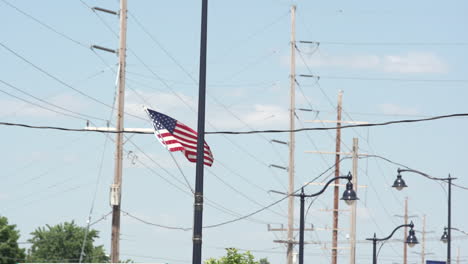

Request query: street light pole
[
  {"left": 366, "top": 221, "right": 419, "bottom": 264},
  {"left": 272, "top": 173, "right": 357, "bottom": 264},
  {"left": 393, "top": 168, "right": 456, "bottom": 264},
  {"left": 298, "top": 173, "right": 358, "bottom": 264},
  {"left": 448, "top": 176, "right": 452, "bottom": 264},
  {"left": 299, "top": 189, "right": 305, "bottom": 264}
]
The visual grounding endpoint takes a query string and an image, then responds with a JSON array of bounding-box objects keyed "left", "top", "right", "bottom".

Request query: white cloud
[
  {"left": 297, "top": 51, "right": 448, "bottom": 74},
  {"left": 382, "top": 53, "right": 447, "bottom": 73},
  {"left": 378, "top": 103, "right": 420, "bottom": 116}
]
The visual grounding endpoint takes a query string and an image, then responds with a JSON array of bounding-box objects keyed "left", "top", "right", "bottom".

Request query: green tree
[
  {"left": 205, "top": 248, "right": 270, "bottom": 264},
  {"left": 0, "top": 216, "right": 26, "bottom": 264},
  {"left": 26, "top": 221, "right": 109, "bottom": 263}
]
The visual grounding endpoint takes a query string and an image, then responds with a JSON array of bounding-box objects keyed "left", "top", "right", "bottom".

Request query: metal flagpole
[{"left": 192, "top": 1, "right": 208, "bottom": 264}]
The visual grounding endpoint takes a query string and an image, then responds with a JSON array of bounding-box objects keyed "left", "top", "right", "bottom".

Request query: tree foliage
[
  {"left": 205, "top": 248, "right": 270, "bottom": 264},
  {"left": 26, "top": 221, "right": 108, "bottom": 263},
  {"left": 0, "top": 216, "right": 26, "bottom": 264}
]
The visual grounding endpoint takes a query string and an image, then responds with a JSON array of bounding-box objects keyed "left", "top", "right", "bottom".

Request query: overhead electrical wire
[
  {"left": 0, "top": 79, "right": 107, "bottom": 122},
  {"left": 210, "top": 10, "right": 289, "bottom": 63},
  {"left": 120, "top": 157, "right": 341, "bottom": 231},
  {"left": 127, "top": 13, "right": 292, "bottom": 195},
  {"left": 361, "top": 155, "right": 468, "bottom": 191},
  {"left": 0, "top": 87, "right": 87, "bottom": 122},
  {"left": 102, "top": 131, "right": 265, "bottom": 224},
  {"left": 299, "top": 40, "right": 468, "bottom": 46},
  {"left": 0, "top": 42, "right": 149, "bottom": 122},
  {"left": 1, "top": 113, "right": 467, "bottom": 135},
  {"left": 123, "top": 13, "right": 295, "bottom": 224},
  {"left": 294, "top": 38, "right": 374, "bottom": 251},
  {"left": 206, "top": 169, "right": 288, "bottom": 219},
  {"left": 5, "top": 2, "right": 466, "bottom": 251},
  {"left": 297, "top": 42, "right": 434, "bottom": 253},
  {"left": 0, "top": 0, "right": 89, "bottom": 48},
  {"left": 80, "top": 4, "right": 289, "bottom": 223},
  {"left": 79, "top": 134, "right": 111, "bottom": 263},
  {"left": 301, "top": 74, "right": 468, "bottom": 83},
  {"left": 0, "top": 4, "right": 143, "bottom": 123}
]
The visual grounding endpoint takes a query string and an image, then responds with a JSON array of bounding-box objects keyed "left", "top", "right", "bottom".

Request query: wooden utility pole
[
  {"left": 331, "top": 90, "right": 343, "bottom": 264},
  {"left": 404, "top": 197, "right": 408, "bottom": 264},
  {"left": 287, "top": 5, "right": 296, "bottom": 264},
  {"left": 110, "top": 0, "right": 127, "bottom": 262},
  {"left": 349, "top": 138, "right": 358, "bottom": 264}
]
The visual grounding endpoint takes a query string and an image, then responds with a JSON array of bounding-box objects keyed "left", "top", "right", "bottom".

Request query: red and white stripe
[{"left": 154, "top": 122, "right": 214, "bottom": 166}]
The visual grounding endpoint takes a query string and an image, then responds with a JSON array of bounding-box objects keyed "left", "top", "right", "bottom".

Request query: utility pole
[
  {"left": 331, "top": 90, "right": 343, "bottom": 264},
  {"left": 349, "top": 138, "right": 358, "bottom": 264},
  {"left": 287, "top": 5, "right": 296, "bottom": 264},
  {"left": 304, "top": 105, "right": 367, "bottom": 263},
  {"left": 395, "top": 199, "right": 416, "bottom": 264},
  {"left": 110, "top": 0, "right": 128, "bottom": 262}
]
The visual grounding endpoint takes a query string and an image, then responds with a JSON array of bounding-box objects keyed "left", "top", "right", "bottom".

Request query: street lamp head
[
  {"left": 392, "top": 171, "right": 407, "bottom": 191},
  {"left": 341, "top": 180, "right": 358, "bottom": 206},
  {"left": 440, "top": 227, "right": 449, "bottom": 244},
  {"left": 406, "top": 223, "right": 419, "bottom": 248}
]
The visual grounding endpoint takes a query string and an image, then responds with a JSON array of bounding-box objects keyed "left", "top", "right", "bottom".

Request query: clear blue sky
[{"left": 1, "top": 0, "right": 467, "bottom": 263}]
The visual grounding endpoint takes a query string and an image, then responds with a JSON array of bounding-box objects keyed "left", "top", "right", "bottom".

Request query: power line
[
  {"left": 361, "top": 155, "right": 468, "bottom": 191},
  {"left": 300, "top": 74, "right": 468, "bottom": 83},
  {"left": 127, "top": 9, "right": 294, "bottom": 200},
  {"left": 79, "top": 134, "right": 111, "bottom": 262},
  {"left": 203, "top": 158, "right": 340, "bottom": 229},
  {"left": 89, "top": 211, "right": 112, "bottom": 226},
  {"left": 297, "top": 43, "right": 407, "bottom": 237},
  {"left": 115, "top": 133, "right": 269, "bottom": 224},
  {"left": 296, "top": 39, "right": 401, "bottom": 253},
  {"left": 0, "top": 0, "right": 89, "bottom": 48},
  {"left": 0, "top": 79, "right": 107, "bottom": 121},
  {"left": 122, "top": 209, "right": 191, "bottom": 231},
  {"left": 0, "top": 87, "right": 86, "bottom": 121},
  {"left": 126, "top": 36, "right": 291, "bottom": 192},
  {"left": 299, "top": 40, "right": 468, "bottom": 46},
  {"left": 1, "top": 113, "right": 468, "bottom": 135},
  {"left": 0, "top": 43, "right": 112, "bottom": 109},
  {"left": 0, "top": 42, "right": 146, "bottom": 122},
  {"left": 120, "top": 159, "right": 340, "bottom": 231},
  {"left": 206, "top": 169, "right": 287, "bottom": 219},
  {"left": 128, "top": 8, "right": 292, "bottom": 183}
]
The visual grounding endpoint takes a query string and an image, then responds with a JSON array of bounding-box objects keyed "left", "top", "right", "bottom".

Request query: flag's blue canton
[{"left": 148, "top": 109, "right": 177, "bottom": 133}]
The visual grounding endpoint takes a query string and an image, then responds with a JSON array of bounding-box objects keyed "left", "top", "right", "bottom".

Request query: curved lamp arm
[
  {"left": 449, "top": 227, "right": 468, "bottom": 236},
  {"left": 378, "top": 222, "right": 413, "bottom": 242},
  {"left": 305, "top": 172, "right": 352, "bottom": 198},
  {"left": 367, "top": 221, "right": 414, "bottom": 242},
  {"left": 269, "top": 172, "right": 353, "bottom": 198},
  {"left": 398, "top": 168, "right": 453, "bottom": 181}
]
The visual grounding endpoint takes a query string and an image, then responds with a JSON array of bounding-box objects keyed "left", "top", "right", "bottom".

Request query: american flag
[{"left": 146, "top": 108, "right": 214, "bottom": 167}]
